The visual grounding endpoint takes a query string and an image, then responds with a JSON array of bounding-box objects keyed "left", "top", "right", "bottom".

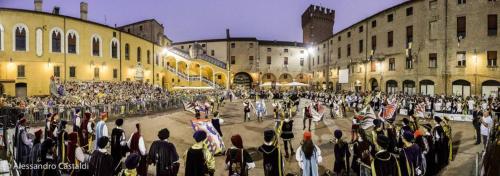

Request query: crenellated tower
[{"left": 301, "top": 5, "right": 335, "bottom": 45}]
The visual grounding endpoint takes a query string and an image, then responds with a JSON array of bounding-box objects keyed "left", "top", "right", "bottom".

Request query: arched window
[
  {"left": 137, "top": 47, "right": 141, "bottom": 62},
  {"left": 91, "top": 34, "right": 101, "bottom": 56},
  {"left": 147, "top": 50, "right": 151, "bottom": 64},
  {"left": 66, "top": 30, "right": 79, "bottom": 54},
  {"left": 110, "top": 38, "right": 119, "bottom": 59},
  {"left": 125, "top": 43, "right": 130, "bottom": 60},
  {"left": 13, "top": 24, "right": 28, "bottom": 51},
  {"left": 50, "top": 28, "right": 63, "bottom": 53},
  {"left": 0, "top": 24, "right": 4, "bottom": 51}
]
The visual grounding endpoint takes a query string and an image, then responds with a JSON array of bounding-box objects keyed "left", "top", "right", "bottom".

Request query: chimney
[
  {"left": 34, "top": 0, "right": 42, "bottom": 12},
  {"left": 226, "top": 29, "right": 231, "bottom": 39},
  {"left": 52, "top": 6, "right": 60, "bottom": 15},
  {"left": 80, "top": 2, "right": 88, "bottom": 20}
]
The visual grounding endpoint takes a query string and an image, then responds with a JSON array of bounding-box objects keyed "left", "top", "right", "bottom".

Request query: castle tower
[{"left": 301, "top": 5, "right": 335, "bottom": 45}]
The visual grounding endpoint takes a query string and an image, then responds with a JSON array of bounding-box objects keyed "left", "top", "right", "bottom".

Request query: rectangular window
[
  {"left": 181, "top": 46, "right": 184, "bottom": 49},
  {"left": 17, "top": 65, "right": 25, "bottom": 77},
  {"left": 371, "top": 35, "right": 377, "bottom": 51},
  {"left": 69, "top": 66, "right": 76, "bottom": 78},
  {"left": 457, "top": 16, "right": 466, "bottom": 38},
  {"left": 267, "top": 56, "right": 272, "bottom": 64},
  {"left": 430, "top": 0, "right": 438, "bottom": 9},
  {"left": 359, "top": 26, "right": 364, "bottom": 33},
  {"left": 389, "top": 58, "right": 396, "bottom": 71},
  {"left": 300, "top": 50, "right": 304, "bottom": 54},
  {"left": 406, "top": 57, "right": 413, "bottom": 69},
  {"left": 372, "top": 20, "right": 377, "bottom": 28},
  {"left": 458, "top": 0, "right": 466, "bottom": 5},
  {"left": 211, "top": 50, "right": 215, "bottom": 56},
  {"left": 429, "top": 53, "right": 438, "bottom": 68},
  {"left": 317, "top": 56, "right": 320, "bottom": 65},
  {"left": 337, "top": 47, "right": 341, "bottom": 59},
  {"left": 388, "top": 14, "right": 394, "bottom": 22},
  {"left": 457, "top": 51, "right": 466, "bottom": 67},
  {"left": 231, "top": 43, "right": 235, "bottom": 48},
  {"left": 249, "top": 56, "right": 254, "bottom": 65},
  {"left": 284, "top": 48, "right": 289, "bottom": 53},
  {"left": 388, "top": 31, "right": 394, "bottom": 47},
  {"left": 347, "top": 31, "right": 351, "bottom": 38},
  {"left": 406, "top": 7, "right": 413, "bottom": 16},
  {"left": 347, "top": 44, "right": 351, "bottom": 56},
  {"left": 406, "top": 26, "right": 413, "bottom": 48},
  {"left": 371, "top": 61, "right": 376, "bottom": 72},
  {"left": 284, "top": 57, "right": 288, "bottom": 65},
  {"left": 487, "top": 51, "right": 497, "bottom": 67},
  {"left": 338, "top": 36, "right": 341, "bottom": 41},
  {"left": 53, "top": 66, "right": 60, "bottom": 77},
  {"left": 249, "top": 43, "right": 254, "bottom": 48},
  {"left": 267, "top": 48, "right": 272, "bottom": 52},
  {"left": 94, "top": 67, "right": 100, "bottom": 78},
  {"left": 113, "top": 69, "right": 118, "bottom": 79},
  {"left": 488, "top": 14, "right": 498, "bottom": 36},
  {"left": 201, "top": 44, "right": 206, "bottom": 47},
  {"left": 429, "top": 21, "right": 438, "bottom": 40},
  {"left": 300, "top": 58, "right": 304, "bottom": 66},
  {"left": 230, "top": 56, "right": 236, "bottom": 64},
  {"left": 359, "top": 40, "right": 363, "bottom": 53}
]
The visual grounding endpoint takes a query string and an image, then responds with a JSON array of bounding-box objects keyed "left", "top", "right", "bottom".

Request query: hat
[
  {"left": 193, "top": 130, "right": 207, "bottom": 142},
  {"left": 373, "top": 119, "right": 382, "bottom": 127},
  {"left": 231, "top": 134, "right": 243, "bottom": 148},
  {"left": 125, "top": 153, "right": 140, "bottom": 169},
  {"left": 115, "top": 118, "right": 124, "bottom": 126},
  {"left": 75, "top": 109, "right": 81, "bottom": 114},
  {"left": 402, "top": 118, "right": 410, "bottom": 125},
  {"left": 34, "top": 129, "right": 43, "bottom": 139},
  {"left": 434, "top": 116, "right": 442, "bottom": 123},
  {"left": 402, "top": 131, "right": 414, "bottom": 142},
  {"left": 334, "top": 130, "right": 342, "bottom": 139},
  {"left": 303, "top": 131, "right": 312, "bottom": 141},
  {"left": 414, "top": 129, "right": 424, "bottom": 138},
  {"left": 376, "top": 135, "right": 390, "bottom": 149},
  {"left": 264, "top": 129, "right": 275, "bottom": 143},
  {"left": 97, "top": 136, "right": 109, "bottom": 149},
  {"left": 158, "top": 128, "right": 170, "bottom": 140},
  {"left": 60, "top": 120, "right": 68, "bottom": 129}
]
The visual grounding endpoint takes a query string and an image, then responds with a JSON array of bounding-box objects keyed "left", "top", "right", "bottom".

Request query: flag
[
  {"left": 191, "top": 119, "right": 225, "bottom": 154},
  {"left": 380, "top": 102, "right": 398, "bottom": 121},
  {"left": 415, "top": 102, "right": 426, "bottom": 118},
  {"left": 357, "top": 105, "right": 377, "bottom": 129}
]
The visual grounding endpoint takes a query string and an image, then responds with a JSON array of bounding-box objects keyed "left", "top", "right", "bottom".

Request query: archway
[
  {"left": 295, "top": 73, "right": 308, "bottom": 83},
  {"left": 403, "top": 80, "right": 416, "bottom": 95},
  {"left": 15, "top": 83, "right": 27, "bottom": 97},
  {"left": 278, "top": 73, "right": 293, "bottom": 84},
  {"left": 262, "top": 73, "right": 277, "bottom": 83},
  {"left": 386, "top": 80, "right": 398, "bottom": 94},
  {"left": 233, "top": 72, "right": 253, "bottom": 89},
  {"left": 214, "top": 72, "right": 227, "bottom": 88},
  {"left": 420, "top": 80, "right": 435, "bottom": 95},
  {"left": 481, "top": 80, "right": 499, "bottom": 98},
  {"left": 452, "top": 79, "right": 471, "bottom": 97},
  {"left": 369, "top": 78, "right": 379, "bottom": 91}
]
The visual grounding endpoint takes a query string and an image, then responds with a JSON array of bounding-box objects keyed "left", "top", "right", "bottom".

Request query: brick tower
[{"left": 301, "top": 5, "right": 335, "bottom": 45}]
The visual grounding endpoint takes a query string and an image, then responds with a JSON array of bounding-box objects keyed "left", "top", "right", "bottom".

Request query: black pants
[
  {"left": 244, "top": 111, "right": 249, "bottom": 122},
  {"left": 303, "top": 118, "right": 311, "bottom": 131},
  {"left": 283, "top": 139, "right": 293, "bottom": 156},
  {"left": 474, "top": 125, "right": 481, "bottom": 144}
]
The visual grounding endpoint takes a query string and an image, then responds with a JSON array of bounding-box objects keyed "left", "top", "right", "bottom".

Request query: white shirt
[
  {"left": 480, "top": 116, "right": 493, "bottom": 136},
  {"left": 295, "top": 145, "right": 322, "bottom": 169}
]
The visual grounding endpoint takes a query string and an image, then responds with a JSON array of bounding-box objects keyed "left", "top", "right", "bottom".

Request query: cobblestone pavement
[{"left": 102, "top": 99, "right": 482, "bottom": 176}]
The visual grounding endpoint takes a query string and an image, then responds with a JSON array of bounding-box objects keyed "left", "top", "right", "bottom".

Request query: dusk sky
[{"left": 1, "top": 0, "right": 406, "bottom": 42}]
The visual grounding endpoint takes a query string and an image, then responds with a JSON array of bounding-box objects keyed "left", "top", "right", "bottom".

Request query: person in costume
[
  {"left": 184, "top": 130, "right": 215, "bottom": 176},
  {"left": 243, "top": 100, "right": 251, "bottom": 122},
  {"left": 67, "top": 131, "right": 81, "bottom": 176},
  {"left": 351, "top": 129, "right": 372, "bottom": 175},
  {"left": 72, "top": 108, "right": 82, "bottom": 132},
  {"left": 332, "top": 130, "right": 350, "bottom": 175},
  {"left": 149, "top": 128, "right": 180, "bottom": 176},
  {"left": 14, "top": 117, "right": 32, "bottom": 174},
  {"left": 55, "top": 120, "right": 69, "bottom": 164},
  {"left": 399, "top": 131, "right": 423, "bottom": 176},
  {"left": 225, "top": 134, "right": 255, "bottom": 176},
  {"left": 371, "top": 135, "right": 401, "bottom": 176},
  {"left": 442, "top": 116, "right": 453, "bottom": 161},
  {"left": 30, "top": 129, "right": 44, "bottom": 176},
  {"left": 111, "top": 118, "right": 127, "bottom": 174},
  {"left": 280, "top": 114, "right": 295, "bottom": 158},
  {"left": 122, "top": 153, "right": 140, "bottom": 176},
  {"left": 432, "top": 116, "right": 449, "bottom": 170},
  {"left": 127, "top": 123, "right": 148, "bottom": 176},
  {"left": 89, "top": 136, "right": 114, "bottom": 176},
  {"left": 258, "top": 129, "right": 284, "bottom": 176},
  {"left": 94, "top": 112, "right": 109, "bottom": 150},
  {"left": 303, "top": 106, "right": 313, "bottom": 131},
  {"left": 40, "top": 138, "right": 58, "bottom": 176},
  {"left": 211, "top": 111, "right": 224, "bottom": 137},
  {"left": 295, "top": 131, "right": 322, "bottom": 176},
  {"left": 255, "top": 98, "right": 266, "bottom": 122},
  {"left": 79, "top": 112, "right": 92, "bottom": 151}
]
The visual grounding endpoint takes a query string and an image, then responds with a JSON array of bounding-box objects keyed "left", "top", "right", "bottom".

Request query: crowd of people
[{"left": 10, "top": 86, "right": 500, "bottom": 176}]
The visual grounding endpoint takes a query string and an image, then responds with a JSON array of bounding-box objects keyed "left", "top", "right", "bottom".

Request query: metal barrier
[{"left": 5, "top": 97, "right": 183, "bottom": 125}]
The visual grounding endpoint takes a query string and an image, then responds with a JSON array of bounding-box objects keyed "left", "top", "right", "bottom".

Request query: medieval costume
[
  {"left": 332, "top": 130, "right": 350, "bottom": 175},
  {"left": 432, "top": 116, "right": 449, "bottom": 170},
  {"left": 40, "top": 138, "right": 58, "bottom": 176},
  {"left": 351, "top": 130, "right": 372, "bottom": 175},
  {"left": 94, "top": 112, "right": 109, "bottom": 150},
  {"left": 111, "top": 118, "right": 127, "bottom": 174},
  {"left": 303, "top": 106, "right": 312, "bottom": 131},
  {"left": 225, "top": 134, "right": 255, "bottom": 176},
  {"left": 89, "top": 136, "right": 114, "bottom": 176},
  {"left": 211, "top": 111, "right": 224, "bottom": 137},
  {"left": 30, "top": 129, "right": 43, "bottom": 176},
  {"left": 184, "top": 130, "right": 215, "bottom": 176},
  {"left": 67, "top": 131, "right": 81, "bottom": 176},
  {"left": 280, "top": 117, "right": 294, "bottom": 158},
  {"left": 122, "top": 153, "right": 140, "bottom": 176},
  {"left": 56, "top": 120, "right": 69, "bottom": 164},
  {"left": 149, "top": 128, "right": 180, "bottom": 176},
  {"left": 243, "top": 100, "right": 251, "bottom": 122},
  {"left": 295, "top": 132, "right": 322, "bottom": 176},
  {"left": 399, "top": 131, "right": 424, "bottom": 176},
  {"left": 371, "top": 135, "right": 401, "bottom": 176},
  {"left": 127, "top": 123, "right": 148, "bottom": 176},
  {"left": 14, "top": 117, "right": 32, "bottom": 174},
  {"left": 258, "top": 130, "right": 284, "bottom": 176},
  {"left": 72, "top": 108, "right": 81, "bottom": 132},
  {"left": 79, "top": 112, "right": 92, "bottom": 151},
  {"left": 255, "top": 99, "right": 266, "bottom": 122}
]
